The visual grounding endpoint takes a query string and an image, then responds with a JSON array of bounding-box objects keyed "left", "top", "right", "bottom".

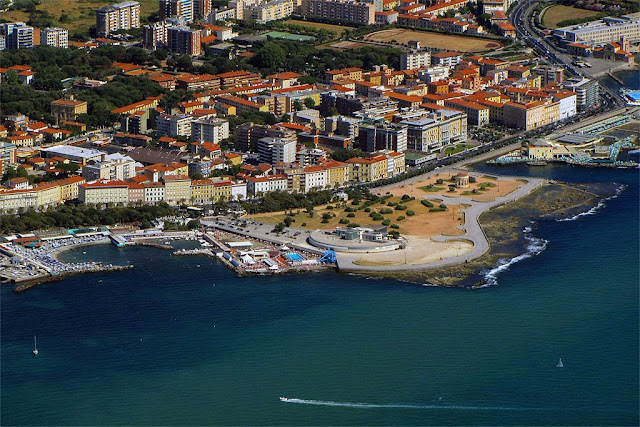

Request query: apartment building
[
  {"left": 142, "top": 21, "right": 171, "bottom": 49},
  {"left": 431, "top": 51, "right": 462, "bottom": 68},
  {"left": 246, "top": 174, "right": 288, "bottom": 195},
  {"left": 302, "top": 165, "right": 327, "bottom": 192},
  {"left": 347, "top": 155, "right": 388, "bottom": 182},
  {"left": 321, "top": 160, "right": 351, "bottom": 188},
  {"left": 167, "top": 26, "right": 201, "bottom": 55},
  {"left": 217, "top": 95, "right": 269, "bottom": 114},
  {"left": 358, "top": 123, "right": 408, "bottom": 153},
  {"left": 162, "top": 175, "right": 192, "bottom": 204},
  {"left": 96, "top": 1, "right": 141, "bottom": 37},
  {"left": 82, "top": 153, "right": 137, "bottom": 181},
  {"left": 41, "top": 28, "right": 68, "bottom": 49},
  {"left": 1, "top": 23, "right": 35, "bottom": 49},
  {"left": 244, "top": 0, "right": 294, "bottom": 23},
  {"left": 79, "top": 181, "right": 130, "bottom": 205},
  {"left": 191, "top": 118, "right": 230, "bottom": 144},
  {"left": 257, "top": 137, "right": 296, "bottom": 164},
  {"left": 444, "top": 99, "right": 489, "bottom": 126},
  {"left": 400, "top": 109, "right": 467, "bottom": 153},
  {"left": 562, "top": 77, "right": 600, "bottom": 111},
  {"left": 400, "top": 50, "right": 431, "bottom": 70},
  {"left": 300, "top": 0, "right": 376, "bottom": 25},
  {"left": 503, "top": 100, "right": 561, "bottom": 131},
  {"left": 160, "top": 0, "right": 210, "bottom": 21},
  {"left": 156, "top": 114, "right": 195, "bottom": 138}
]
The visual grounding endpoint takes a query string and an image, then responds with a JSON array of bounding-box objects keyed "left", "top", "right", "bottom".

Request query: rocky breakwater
[{"left": 13, "top": 263, "right": 134, "bottom": 293}]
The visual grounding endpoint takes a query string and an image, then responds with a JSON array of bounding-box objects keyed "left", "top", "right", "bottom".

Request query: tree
[
  {"left": 281, "top": 113, "right": 291, "bottom": 123},
  {"left": 303, "top": 97, "right": 315, "bottom": 109},
  {"left": 4, "top": 69, "right": 19, "bottom": 85},
  {"left": 293, "top": 100, "right": 303, "bottom": 111},
  {"left": 253, "top": 41, "right": 285, "bottom": 70}
]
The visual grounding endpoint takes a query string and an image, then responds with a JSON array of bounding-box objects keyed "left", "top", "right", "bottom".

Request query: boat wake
[
  {"left": 279, "top": 397, "right": 534, "bottom": 411},
  {"left": 479, "top": 227, "right": 548, "bottom": 288},
  {"left": 557, "top": 184, "right": 626, "bottom": 222}
]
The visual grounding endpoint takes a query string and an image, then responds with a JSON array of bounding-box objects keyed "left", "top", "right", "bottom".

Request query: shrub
[
  {"left": 436, "top": 179, "right": 444, "bottom": 184},
  {"left": 469, "top": 176, "right": 476, "bottom": 183},
  {"left": 397, "top": 216, "right": 405, "bottom": 221},
  {"left": 347, "top": 213, "right": 355, "bottom": 217},
  {"left": 351, "top": 200, "right": 360, "bottom": 206},
  {"left": 390, "top": 223, "right": 400, "bottom": 229},
  {"left": 389, "top": 230, "right": 400, "bottom": 238},
  {"left": 322, "top": 213, "right": 332, "bottom": 219},
  {"left": 381, "top": 208, "right": 393, "bottom": 214},
  {"left": 350, "top": 223, "right": 360, "bottom": 227},
  {"left": 321, "top": 218, "right": 329, "bottom": 223},
  {"left": 406, "top": 210, "right": 415, "bottom": 216},
  {"left": 327, "top": 205, "right": 334, "bottom": 210},
  {"left": 344, "top": 207, "right": 354, "bottom": 212},
  {"left": 382, "top": 219, "right": 390, "bottom": 226},
  {"left": 339, "top": 218, "right": 349, "bottom": 224},
  {"left": 421, "top": 200, "right": 434, "bottom": 208},
  {"left": 364, "top": 207, "right": 371, "bottom": 212},
  {"left": 401, "top": 194, "right": 411, "bottom": 200},
  {"left": 387, "top": 202, "right": 397, "bottom": 207},
  {"left": 301, "top": 223, "right": 307, "bottom": 226},
  {"left": 440, "top": 204, "right": 447, "bottom": 209},
  {"left": 395, "top": 205, "right": 407, "bottom": 211},
  {"left": 372, "top": 214, "right": 384, "bottom": 221},
  {"left": 429, "top": 207, "right": 446, "bottom": 212},
  {"left": 283, "top": 217, "right": 293, "bottom": 227}
]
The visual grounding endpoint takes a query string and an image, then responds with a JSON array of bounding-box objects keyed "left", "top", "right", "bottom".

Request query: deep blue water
[
  {"left": 600, "top": 69, "right": 640, "bottom": 92},
  {"left": 2, "top": 165, "right": 638, "bottom": 425}
]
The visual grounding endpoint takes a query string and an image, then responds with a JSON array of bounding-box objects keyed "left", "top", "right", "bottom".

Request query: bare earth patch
[
  {"left": 364, "top": 29, "right": 503, "bottom": 53},
  {"left": 352, "top": 236, "right": 473, "bottom": 266},
  {"left": 543, "top": 5, "right": 601, "bottom": 29}
]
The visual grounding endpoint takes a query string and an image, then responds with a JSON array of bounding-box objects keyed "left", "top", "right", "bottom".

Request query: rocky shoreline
[{"left": 351, "top": 181, "right": 620, "bottom": 288}]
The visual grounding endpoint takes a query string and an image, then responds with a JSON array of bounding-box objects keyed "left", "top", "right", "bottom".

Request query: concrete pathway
[{"left": 337, "top": 170, "right": 546, "bottom": 273}]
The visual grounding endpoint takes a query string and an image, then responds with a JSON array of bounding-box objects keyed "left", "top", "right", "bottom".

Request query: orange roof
[
  {"left": 433, "top": 51, "right": 461, "bottom": 58},
  {"left": 304, "top": 165, "right": 325, "bottom": 173},
  {"left": 267, "top": 72, "right": 302, "bottom": 80},
  {"left": 201, "top": 35, "right": 218, "bottom": 44}
]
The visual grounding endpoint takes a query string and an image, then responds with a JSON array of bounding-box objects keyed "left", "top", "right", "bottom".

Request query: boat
[
  {"left": 556, "top": 358, "right": 563, "bottom": 368},
  {"left": 279, "top": 397, "right": 290, "bottom": 402},
  {"left": 32, "top": 335, "right": 38, "bottom": 356}
]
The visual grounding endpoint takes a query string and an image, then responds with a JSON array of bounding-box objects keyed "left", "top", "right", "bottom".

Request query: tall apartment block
[
  {"left": 160, "top": 0, "right": 211, "bottom": 22},
  {"left": 167, "top": 26, "right": 202, "bottom": 56},
  {"left": 299, "top": 0, "right": 375, "bottom": 25},
  {"left": 96, "top": 1, "right": 141, "bottom": 37},
  {"left": 41, "top": 27, "right": 68, "bottom": 49},
  {"left": 0, "top": 23, "right": 35, "bottom": 49},
  {"left": 143, "top": 21, "right": 171, "bottom": 49}
]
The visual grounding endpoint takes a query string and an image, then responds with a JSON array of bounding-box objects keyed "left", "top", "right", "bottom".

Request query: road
[{"left": 509, "top": 0, "right": 627, "bottom": 109}]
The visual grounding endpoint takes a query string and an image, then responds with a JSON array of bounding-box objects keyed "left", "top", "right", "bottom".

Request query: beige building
[
  {"left": 347, "top": 155, "right": 388, "bottom": 182},
  {"left": 51, "top": 95, "right": 88, "bottom": 125},
  {"left": 41, "top": 27, "right": 68, "bottom": 48},
  {"left": 96, "top": 1, "right": 141, "bottom": 37},
  {"left": 79, "top": 181, "right": 130, "bottom": 205},
  {"left": 321, "top": 160, "right": 351, "bottom": 189},
  {"left": 163, "top": 175, "right": 192, "bottom": 205},
  {"left": 300, "top": 0, "right": 375, "bottom": 25},
  {"left": 244, "top": 0, "right": 294, "bottom": 23},
  {"left": 503, "top": 100, "right": 560, "bottom": 131},
  {"left": 191, "top": 179, "right": 233, "bottom": 204}
]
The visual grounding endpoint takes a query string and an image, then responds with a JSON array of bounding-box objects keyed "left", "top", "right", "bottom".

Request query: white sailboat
[
  {"left": 556, "top": 358, "right": 563, "bottom": 368},
  {"left": 32, "top": 335, "right": 38, "bottom": 356}
]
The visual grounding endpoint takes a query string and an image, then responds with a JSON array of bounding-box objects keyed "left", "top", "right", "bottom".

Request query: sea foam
[{"left": 557, "top": 184, "right": 626, "bottom": 222}]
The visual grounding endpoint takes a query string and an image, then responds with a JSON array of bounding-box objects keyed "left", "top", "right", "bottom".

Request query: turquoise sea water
[{"left": 1, "top": 165, "right": 638, "bottom": 425}]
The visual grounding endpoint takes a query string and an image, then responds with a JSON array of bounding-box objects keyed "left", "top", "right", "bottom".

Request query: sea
[{"left": 2, "top": 163, "right": 638, "bottom": 425}]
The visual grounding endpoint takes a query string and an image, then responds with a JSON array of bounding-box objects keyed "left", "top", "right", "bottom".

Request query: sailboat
[
  {"left": 32, "top": 335, "right": 38, "bottom": 356},
  {"left": 556, "top": 358, "right": 563, "bottom": 368}
]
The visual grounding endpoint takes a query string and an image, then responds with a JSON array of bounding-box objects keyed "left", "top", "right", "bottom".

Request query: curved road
[{"left": 336, "top": 171, "right": 546, "bottom": 273}]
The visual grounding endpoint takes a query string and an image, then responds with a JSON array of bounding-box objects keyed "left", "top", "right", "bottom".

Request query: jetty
[{"left": 607, "top": 72, "right": 625, "bottom": 85}]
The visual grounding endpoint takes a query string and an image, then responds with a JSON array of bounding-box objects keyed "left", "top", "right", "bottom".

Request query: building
[
  {"left": 167, "top": 26, "right": 201, "bottom": 56},
  {"left": 347, "top": 155, "right": 388, "bottom": 182},
  {"left": 257, "top": 137, "right": 296, "bottom": 164},
  {"left": 244, "top": 0, "right": 294, "bottom": 23},
  {"left": 553, "top": 13, "right": 640, "bottom": 45},
  {"left": 41, "top": 145, "right": 105, "bottom": 165},
  {"left": 1, "top": 23, "right": 35, "bottom": 49},
  {"left": 0, "top": 142, "right": 17, "bottom": 175},
  {"left": 562, "top": 77, "right": 600, "bottom": 112},
  {"left": 400, "top": 50, "right": 431, "bottom": 70},
  {"left": 503, "top": 100, "right": 560, "bottom": 131},
  {"left": 299, "top": 0, "right": 376, "bottom": 25},
  {"left": 431, "top": 51, "right": 462, "bottom": 68},
  {"left": 50, "top": 95, "right": 88, "bottom": 125},
  {"left": 79, "top": 180, "right": 130, "bottom": 205},
  {"left": 96, "top": 1, "right": 141, "bottom": 37},
  {"left": 163, "top": 175, "right": 192, "bottom": 204},
  {"left": 82, "top": 153, "right": 137, "bottom": 181},
  {"left": 191, "top": 118, "right": 230, "bottom": 144},
  {"left": 156, "top": 114, "right": 195, "bottom": 138},
  {"left": 142, "top": 21, "right": 171, "bottom": 49},
  {"left": 358, "top": 123, "right": 408, "bottom": 153},
  {"left": 444, "top": 99, "right": 489, "bottom": 126},
  {"left": 400, "top": 109, "right": 467, "bottom": 153},
  {"left": 245, "top": 174, "right": 288, "bottom": 195},
  {"left": 41, "top": 27, "right": 68, "bottom": 49}
]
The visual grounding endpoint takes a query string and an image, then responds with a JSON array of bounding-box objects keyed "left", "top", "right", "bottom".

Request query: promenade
[{"left": 336, "top": 169, "right": 546, "bottom": 273}]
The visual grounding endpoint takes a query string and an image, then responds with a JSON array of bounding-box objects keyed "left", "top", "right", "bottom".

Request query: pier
[{"left": 607, "top": 72, "right": 625, "bottom": 85}]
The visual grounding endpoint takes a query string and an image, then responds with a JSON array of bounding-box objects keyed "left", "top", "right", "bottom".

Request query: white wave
[
  {"left": 480, "top": 233, "right": 548, "bottom": 288},
  {"left": 557, "top": 184, "right": 626, "bottom": 222},
  {"left": 280, "top": 398, "right": 534, "bottom": 411}
]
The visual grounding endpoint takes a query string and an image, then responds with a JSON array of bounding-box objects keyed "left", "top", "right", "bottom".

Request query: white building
[
  {"left": 245, "top": 174, "right": 288, "bottom": 195},
  {"left": 553, "top": 13, "right": 640, "bottom": 45},
  {"left": 231, "top": 181, "right": 247, "bottom": 200},
  {"left": 156, "top": 114, "right": 194, "bottom": 138},
  {"left": 302, "top": 165, "right": 327, "bottom": 192},
  {"left": 418, "top": 66, "right": 451, "bottom": 83},
  {"left": 553, "top": 91, "right": 577, "bottom": 121},
  {"left": 96, "top": 1, "right": 141, "bottom": 37},
  {"left": 257, "top": 137, "right": 296, "bottom": 164},
  {"left": 144, "top": 182, "right": 165, "bottom": 204},
  {"left": 400, "top": 50, "right": 431, "bottom": 70},
  {"left": 191, "top": 118, "right": 229, "bottom": 144},
  {"left": 82, "top": 153, "right": 137, "bottom": 181},
  {"left": 41, "top": 28, "right": 68, "bottom": 49},
  {"left": 79, "top": 181, "right": 130, "bottom": 205}
]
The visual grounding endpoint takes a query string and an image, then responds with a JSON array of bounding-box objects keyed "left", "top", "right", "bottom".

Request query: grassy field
[
  {"left": 542, "top": 5, "right": 601, "bottom": 29},
  {"left": 364, "top": 29, "right": 503, "bottom": 53},
  {"left": 287, "top": 20, "right": 353, "bottom": 36},
  {"left": 1, "top": 0, "right": 158, "bottom": 33},
  {"left": 252, "top": 195, "right": 464, "bottom": 239}
]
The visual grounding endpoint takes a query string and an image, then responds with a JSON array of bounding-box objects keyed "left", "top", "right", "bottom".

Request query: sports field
[
  {"left": 1, "top": 0, "right": 158, "bottom": 33},
  {"left": 364, "top": 29, "right": 503, "bottom": 53},
  {"left": 287, "top": 20, "right": 353, "bottom": 36},
  {"left": 542, "top": 5, "right": 601, "bottom": 28}
]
